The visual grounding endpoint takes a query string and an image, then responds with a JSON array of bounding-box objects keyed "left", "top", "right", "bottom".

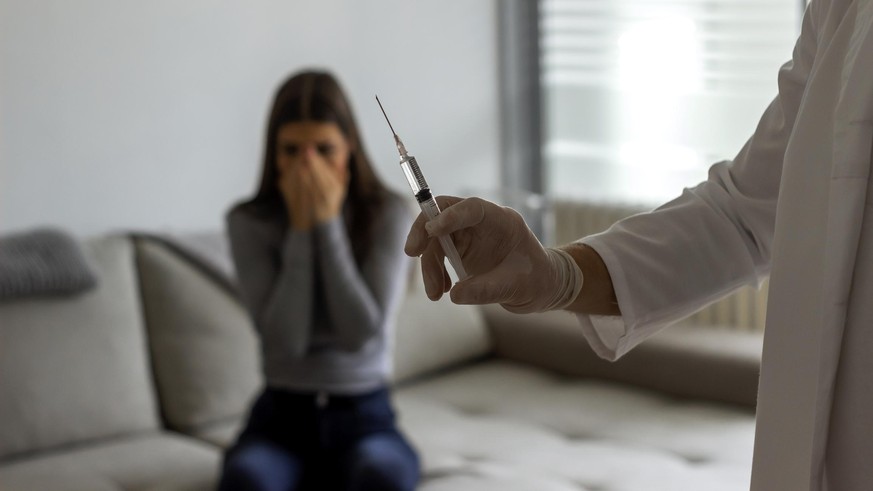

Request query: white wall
[{"left": 0, "top": 0, "right": 499, "bottom": 236}]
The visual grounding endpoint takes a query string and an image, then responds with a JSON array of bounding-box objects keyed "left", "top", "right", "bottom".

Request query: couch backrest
[
  {"left": 391, "top": 259, "right": 492, "bottom": 384},
  {"left": 486, "top": 306, "right": 763, "bottom": 408},
  {"left": 0, "top": 236, "right": 160, "bottom": 461}
]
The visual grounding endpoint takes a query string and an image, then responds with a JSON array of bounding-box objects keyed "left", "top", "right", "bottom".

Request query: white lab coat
[{"left": 575, "top": 1, "right": 873, "bottom": 490}]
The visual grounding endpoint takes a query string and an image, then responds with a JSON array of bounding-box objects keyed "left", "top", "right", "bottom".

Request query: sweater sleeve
[
  {"left": 226, "top": 209, "right": 314, "bottom": 358},
  {"left": 574, "top": 0, "right": 820, "bottom": 361},
  {"left": 314, "top": 198, "right": 413, "bottom": 351}
]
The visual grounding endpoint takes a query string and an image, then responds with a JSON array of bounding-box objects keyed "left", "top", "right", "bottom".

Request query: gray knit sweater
[{"left": 226, "top": 195, "right": 412, "bottom": 394}]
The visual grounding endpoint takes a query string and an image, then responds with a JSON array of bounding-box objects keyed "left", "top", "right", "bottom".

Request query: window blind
[{"left": 541, "top": 0, "right": 801, "bottom": 204}]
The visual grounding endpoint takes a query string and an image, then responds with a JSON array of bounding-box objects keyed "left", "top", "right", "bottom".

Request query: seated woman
[{"left": 218, "top": 70, "right": 420, "bottom": 491}]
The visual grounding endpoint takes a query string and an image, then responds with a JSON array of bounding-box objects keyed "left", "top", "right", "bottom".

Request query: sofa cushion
[
  {"left": 187, "top": 420, "right": 243, "bottom": 449},
  {"left": 395, "top": 360, "right": 755, "bottom": 491},
  {"left": 391, "top": 264, "right": 492, "bottom": 384},
  {"left": 0, "top": 236, "right": 160, "bottom": 461},
  {"left": 0, "top": 469, "right": 120, "bottom": 491},
  {"left": 134, "top": 238, "right": 262, "bottom": 434},
  {"left": 0, "top": 432, "right": 220, "bottom": 491},
  {"left": 484, "top": 306, "right": 763, "bottom": 408}
]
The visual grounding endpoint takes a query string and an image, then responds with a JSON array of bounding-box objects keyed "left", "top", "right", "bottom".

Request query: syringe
[{"left": 376, "top": 95, "right": 468, "bottom": 281}]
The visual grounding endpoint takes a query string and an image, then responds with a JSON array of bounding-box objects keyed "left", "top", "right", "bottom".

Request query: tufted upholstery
[{"left": 396, "top": 360, "right": 755, "bottom": 491}]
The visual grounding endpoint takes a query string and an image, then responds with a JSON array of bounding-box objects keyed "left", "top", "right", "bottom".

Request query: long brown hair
[{"left": 239, "top": 70, "right": 394, "bottom": 263}]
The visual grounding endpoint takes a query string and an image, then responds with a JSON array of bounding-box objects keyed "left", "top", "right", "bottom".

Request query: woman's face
[{"left": 275, "top": 121, "right": 351, "bottom": 182}]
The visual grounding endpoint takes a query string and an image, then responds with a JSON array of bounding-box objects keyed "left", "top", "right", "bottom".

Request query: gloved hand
[{"left": 405, "top": 196, "right": 583, "bottom": 313}]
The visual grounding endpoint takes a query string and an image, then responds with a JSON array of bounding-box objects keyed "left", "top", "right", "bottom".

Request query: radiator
[{"left": 550, "top": 199, "right": 768, "bottom": 331}]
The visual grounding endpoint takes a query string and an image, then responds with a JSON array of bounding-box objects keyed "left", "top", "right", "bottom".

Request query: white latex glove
[{"left": 404, "top": 196, "right": 583, "bottom": 313}]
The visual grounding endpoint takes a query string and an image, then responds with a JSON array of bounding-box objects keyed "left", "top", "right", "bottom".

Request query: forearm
[
  {"left": 559, "top": 243, "right": 621, "bottom": 316},
  {"left": 316, "top": 219, "right": 383, "bottom": 349},
  {"left": 253, "top": 236, "right": 311, "bottom": 358},
  {"left": 262, "top": 231, "right": 316, "bottom": 356},
  {"left": 318, "top": 202, "right": 413, "bottom": 350},
  {"left": 231, "top": 220, "right": 314, "bottom": 358}
]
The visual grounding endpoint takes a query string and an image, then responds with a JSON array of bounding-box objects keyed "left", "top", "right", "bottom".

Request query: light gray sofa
[{"left": 0, "top": 234, "right": 763, "bottom": 491}]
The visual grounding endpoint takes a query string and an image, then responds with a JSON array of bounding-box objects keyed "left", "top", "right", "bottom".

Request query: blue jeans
[{"left": 217, "top": 387, "right": 420, "bottom": 491}]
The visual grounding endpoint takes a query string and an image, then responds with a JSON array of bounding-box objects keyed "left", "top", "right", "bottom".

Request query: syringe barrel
[
  {"left": 397, "top": 152, "right": 468, "bottom": 280},
  {"left": 400, "top": 155, "right": 429, "bottom": 199}
]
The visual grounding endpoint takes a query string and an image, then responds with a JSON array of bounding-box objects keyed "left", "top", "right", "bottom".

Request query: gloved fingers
[
  {"left": 404, "top": 195, "right": 465, "bottom": 257},
  {"left": 433, "top": 195, "right": 466, "bottom": 211},
  {"left": 405, "top": 212, "right": 431, "bottom": 257},
  {"left": 449, "top": 267, "right": 518, "bottom": 306},
  {"left": 421, "top": 238, "right": 451, "bottom": 300},
  {"left": 424, "top": 197, "right": 487, "bottom": 237},
  {"left": 452, "top": 276, "right": 539, "bottom": 314}
]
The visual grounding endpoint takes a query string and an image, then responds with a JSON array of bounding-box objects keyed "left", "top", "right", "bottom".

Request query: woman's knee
[
  {"left": 346, "top": 435, "right": 420, "bottom": 491},
  {"left": 218, "top": 439, "right": 301, "bottom": 491}
]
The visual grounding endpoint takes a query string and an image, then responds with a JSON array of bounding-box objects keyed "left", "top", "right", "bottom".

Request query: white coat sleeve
[{"left": 574, "top": 1, "right": 821, "bottom": 361}]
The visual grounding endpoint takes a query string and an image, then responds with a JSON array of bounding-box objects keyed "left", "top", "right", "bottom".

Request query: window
[{"left": 540, "top": 0, "right": 802, "bottom": 205}]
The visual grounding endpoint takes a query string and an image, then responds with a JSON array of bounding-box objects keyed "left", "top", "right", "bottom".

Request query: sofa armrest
[{"left": 483, "top": 305, "right": 762, "bottom": 409}]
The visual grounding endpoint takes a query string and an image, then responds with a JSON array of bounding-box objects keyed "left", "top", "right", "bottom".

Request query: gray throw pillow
[{"left": 0, "top": 228, "right": 97, "bottom": 301}]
